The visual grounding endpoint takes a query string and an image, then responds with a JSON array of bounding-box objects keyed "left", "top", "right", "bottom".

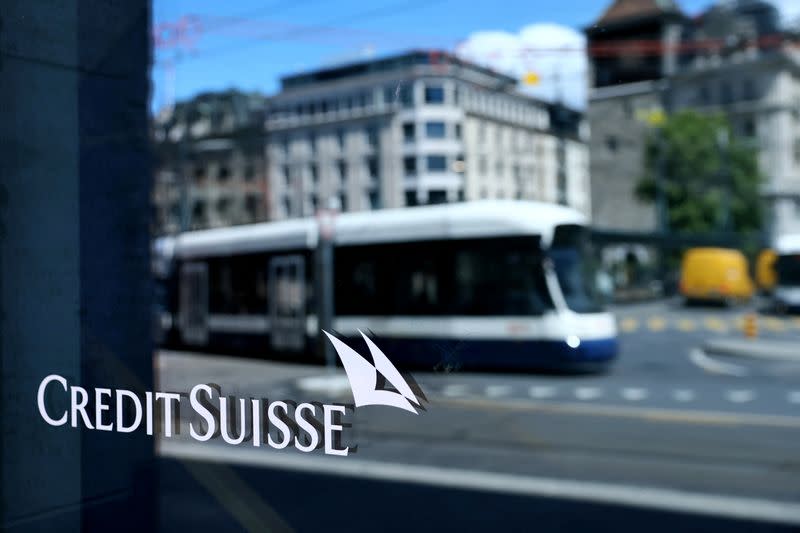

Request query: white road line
[
  {"left": 161, "top": 440, "right": 800, "bottom": 526},
  {"left": 672, "top": 389, "right": 695, "bottom": 402},
  {"left": 788, "top": 391, "right": 800, "bottom": 404},
  {"left": 442, "top": 384, "right": 468, "bottom": 398},
  {"left": 726, "top": 389, "right": 756, "bottom": 403},
  {"left": 574, "top": 387, "right": 602, "bottom": 400},
  {"left": 621, "top": 388, "right": 648, "bottom": 401},
  {"left": 529, "top": 385, "right": 557, "bottom": 399},
  {"left": 689, "top": 348, "right": 748, "bottom": 377},
  {"left": 485, "top": 385, "right": 512, "bottom": 398}
]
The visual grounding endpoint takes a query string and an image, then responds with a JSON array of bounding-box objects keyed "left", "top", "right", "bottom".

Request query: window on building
[
  {"left": 720, "top": 81, "right": 733, "bottom": 105},
  {"left": 194, "top": 166, "right": 206, "bottom": 180},
  {"left": 399, "top": 84, "right": 413, "bottom": 107},
  {"left": 606, "top": 135, "right": 618, "bottom": 153},
  {"left": 743, "top": 118, "right": 756, "bottom": 138},
  {"left": 367, "top": 157, "right": 379, "bottom": 180},
  {"left": 425, "top": 85, "right": 445, "bottom": 104},
  {"left": 495, "top": 160, "right": 504, "bottom": 176},
  {"left": 405, "top": 191, "right": 418, "bottom": 206},
  {"left": 425, "top": 121, "right": 446, "bottom": 138},
  {"left": 368, "top": 190, "right": 380, "bottom": 210},
  {"left": 366, "top": 125, "right": 379, "bottom": 148},
  {"left": 310, "top": 163, "right": 319, "bottom": 184},
  {"left": 217, "top": 166, "right": 230, "bottom": 181},
  {"left": 403, "top": 156, "right": 417, "bottom": 176},
  {"left": 403, "top": 123, "right": 415, "bottom": 143},
  {"left": 217, "top": 197, "right": 231, "bottom": 216},
  {"left": 457, "top": 189, "right": 465, "bottom": 202},
  {"left": 339, "top": 192, "right": 348, "bottom": 211},
  {"left": 337, "top": 160, "right": 347, "bottom": 183},
  {"left": 309, "top": 133, "right": 316, "bottom": 152},
  {"left": 310, "top": 195, "right": 318, "bottom": 212},
  {"left": 455, "top": 123, "right": 462, "bottom": 139},
  {"left": 336, "top": 128, "right": 346, "bottom": 150},
  {"left": 478, "top": 123, "right": 486, "bottom": 143},
  {"left": 245, "top": 195, "right": 258, "bottom": 220},
  {"left": 244, "top": 164, "right": 255, "bottom": 181},
  {"left": 426, "top": 155, "right": 447, "bottom": 172},
  {"left": 282, "top": 196, "right": 291, "bottom": 216},
  {"left": 743, "top": 79, "right": 756, "bottom": 101},
  {"left": 282, "top": 164, "right": 291, "bottom": 186},
  {"left": 428, "top": 190, "right": 447, "bottom": 204},
  {"left": 479, "top": 156, "right": 487, "bottom": 175}
]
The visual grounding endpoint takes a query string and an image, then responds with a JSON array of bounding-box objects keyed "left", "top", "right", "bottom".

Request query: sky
[{"left": 152, "top": 0, "right": 797, "bottom": 112}]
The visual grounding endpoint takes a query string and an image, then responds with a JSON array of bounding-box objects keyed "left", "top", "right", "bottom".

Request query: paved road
[{"left": 155, "top": 299, "right": 800, "bottom": 530}]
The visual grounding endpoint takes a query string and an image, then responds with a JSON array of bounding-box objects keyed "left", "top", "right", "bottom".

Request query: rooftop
[{"left": 279, "top": 49, "right": 517, "bottom": 91}]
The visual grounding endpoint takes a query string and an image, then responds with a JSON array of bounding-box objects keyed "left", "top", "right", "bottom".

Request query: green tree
[{"left": 635, "top": 110, "right": 762, "bottom": 235}]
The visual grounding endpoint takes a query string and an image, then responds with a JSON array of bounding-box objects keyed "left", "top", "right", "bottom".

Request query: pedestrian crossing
[
  {"left": 616, "top": 313, "right": 800, "bottom": 334},
  {"left": 436, "top": 382, "right": 800, "bottom": 409}
]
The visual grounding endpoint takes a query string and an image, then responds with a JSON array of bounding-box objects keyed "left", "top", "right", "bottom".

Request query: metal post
[
  {"left": 717, "top": 128, "right": 731, "bottom": 234},
  {"left": 316, "top": 205, "right": 337, "bottom": 369}
]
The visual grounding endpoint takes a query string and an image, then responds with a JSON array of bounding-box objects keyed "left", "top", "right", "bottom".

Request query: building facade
[
  {"left": 265, "top": 51, "right": 589, "bottom": 220},
  {"left": 586, "top": 0, "right": 800, "bottom": 242},
  {"left": 152, "top": 90, "right": 269, "bottom": 234}
]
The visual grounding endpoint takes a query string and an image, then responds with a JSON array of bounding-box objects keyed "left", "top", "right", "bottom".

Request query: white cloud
[
  {"left": 455, "top": 23, "right": 587, "bottom": 109},
  {"left": 773, "top": 0, "right": 800, "bottom": 25}
]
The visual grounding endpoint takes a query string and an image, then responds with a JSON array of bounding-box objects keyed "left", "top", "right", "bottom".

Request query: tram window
[
  {"left": 451, "top": 238, "right": 552, "bottom": 315},
  {"left": 336, "top": 249, "right": 387, "bottom": 315},
  {"left": 208, "top": 254, "right": 267, "bottom": 314}
]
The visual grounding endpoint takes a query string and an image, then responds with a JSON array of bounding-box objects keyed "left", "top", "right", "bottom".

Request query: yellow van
[
  {"left": 755, "top": 248, "right": 777, "bottom": 293},
  {"left": 679, "top": 247, "right": 754, "bottom": 304}
]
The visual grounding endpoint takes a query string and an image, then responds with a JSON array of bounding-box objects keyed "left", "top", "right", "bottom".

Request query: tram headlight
[{"left": 566, "top": 335, "right": 581, "bottom": 349}]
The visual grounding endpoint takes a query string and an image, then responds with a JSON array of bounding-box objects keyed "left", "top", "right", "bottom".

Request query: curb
[{"left": 702, "top": 339, "right": 800, "bottom": 363}]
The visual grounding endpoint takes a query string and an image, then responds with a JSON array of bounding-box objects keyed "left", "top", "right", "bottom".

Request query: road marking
[
  {"left": 529, "top": 385, "right": 556, "bottom": 399},
  {"left": 574, "top": 387, "right": 602, "bottom": 400},
  {"left": 621, "top": 388, "right": 648, "bottom": 401},
  {"left": 726, "top": 389, "right": 756, "bottom": 403},
  {"left": 763, "top": 317, "right": 786, "bottom": 332},
  {"left": 676, "top": 319, "right": 696, "bottom": 332},
  {"left": 689, "top": 348, "right": 748, "bottom": 377},
  {"left": 647, "top": 317, "right": 667, "bottom": 332},
  {"left": 442, "top": 384, "right": 468, "bottom": 398},
  {"left": 703, "top": 316, "right": 728, "bottom": 333},
  {"left": 619, "top": 317, "right": 638, "bottom": 333},
  {"left": 441, "top": 395, "right": 800, "bottom": 429},
  {"left": 787, "top": 391, "right": 800, "bottom": 404},
  {"left": 161, "top": 440, "right": 800, "bottom": 526},
  {"left": 672, "top": 389, "right": 695, "bottom": 402},
  {"left": 485, "top": 385, "right": 511, "bottom": 398}
]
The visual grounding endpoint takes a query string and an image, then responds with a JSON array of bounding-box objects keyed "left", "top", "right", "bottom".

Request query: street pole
[
  {"left": 717, "top": 128, "right": 731, "bottom": 235},
  {"left": 316, "top": 202, "right": 338, "bottom": 369}
]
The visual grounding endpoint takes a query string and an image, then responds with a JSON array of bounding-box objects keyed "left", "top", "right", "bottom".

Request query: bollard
[{"left": 743, "top": 314, "right": 758, "bottom": 338}]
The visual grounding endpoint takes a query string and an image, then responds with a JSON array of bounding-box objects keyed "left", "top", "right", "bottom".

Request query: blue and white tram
[{"left": 159, "top": 200, "right": 618, "bottom": 371}]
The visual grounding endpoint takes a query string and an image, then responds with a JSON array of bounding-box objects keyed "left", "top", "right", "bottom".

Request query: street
[{"left": 155, "top": 298, "right": 800, "bottom": 530}]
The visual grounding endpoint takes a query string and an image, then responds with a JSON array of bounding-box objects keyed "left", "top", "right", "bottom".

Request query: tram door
[
  {"left": 268, "top": 255, "right": 306, "bottom": 352},
  {"left": 179, "top": 261, "right": 208, "bottom": 345}
]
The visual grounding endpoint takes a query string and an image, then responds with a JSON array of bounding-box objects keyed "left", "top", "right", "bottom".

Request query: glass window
[
  {"left": 425, "top": 121, "right": 446, "bottom": 138},
  {"left": 425, "top": 85, "right": 445, "bottom": 104},
  {"left": 428, "top": 189, "right": 447, "bottom": 204},
  {"left": 403, "top": 156, "right": 417, "bottom": 175},
  {"left": 426, "top": 155, "right": 447, "bottom": 172},
  {"left": 403, "top": 123, "right": 415, "bottom": 143},
  {"left": 550, "top": 224, "right": 604, "bottom": 313}
]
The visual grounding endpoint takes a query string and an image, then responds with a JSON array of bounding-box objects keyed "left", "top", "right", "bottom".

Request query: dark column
[{"left": 1, "top": 1, "right": 154, "bottom": 531}]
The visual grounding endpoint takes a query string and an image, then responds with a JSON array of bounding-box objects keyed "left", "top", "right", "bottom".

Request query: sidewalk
[{"left": 702, "top": 338, "right": 800, "bottom": 362}]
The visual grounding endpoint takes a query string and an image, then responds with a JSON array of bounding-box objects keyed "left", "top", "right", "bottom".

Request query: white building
[{"left": 265, "top": 50, "right": 589, "bottom": 220}]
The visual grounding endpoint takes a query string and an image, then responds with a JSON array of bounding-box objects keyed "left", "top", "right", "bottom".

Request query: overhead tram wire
[{"left": 154, "top": 0, "right": 451, "bottom": 66}]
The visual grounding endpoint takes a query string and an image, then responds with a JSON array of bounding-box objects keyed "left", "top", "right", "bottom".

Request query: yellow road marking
[
  {"left": 676, "top": 318, "right": 696, "bottom": 332},
  {"left": 619, "top": 317, "right": 638, "bottom": 333},
  {"left": 704, "top": 316, "right": 728, "bottom": 333},
  {"left": 763, "top": 317, "right": 786, "bottom": 332},
  {"left": 647, "top": 316, "right": 667, "bottom": 332}
]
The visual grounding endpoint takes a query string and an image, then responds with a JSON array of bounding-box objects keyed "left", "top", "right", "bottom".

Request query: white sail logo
[{"left": 322, "top": 330, "right": 423, "bottom": 414}]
